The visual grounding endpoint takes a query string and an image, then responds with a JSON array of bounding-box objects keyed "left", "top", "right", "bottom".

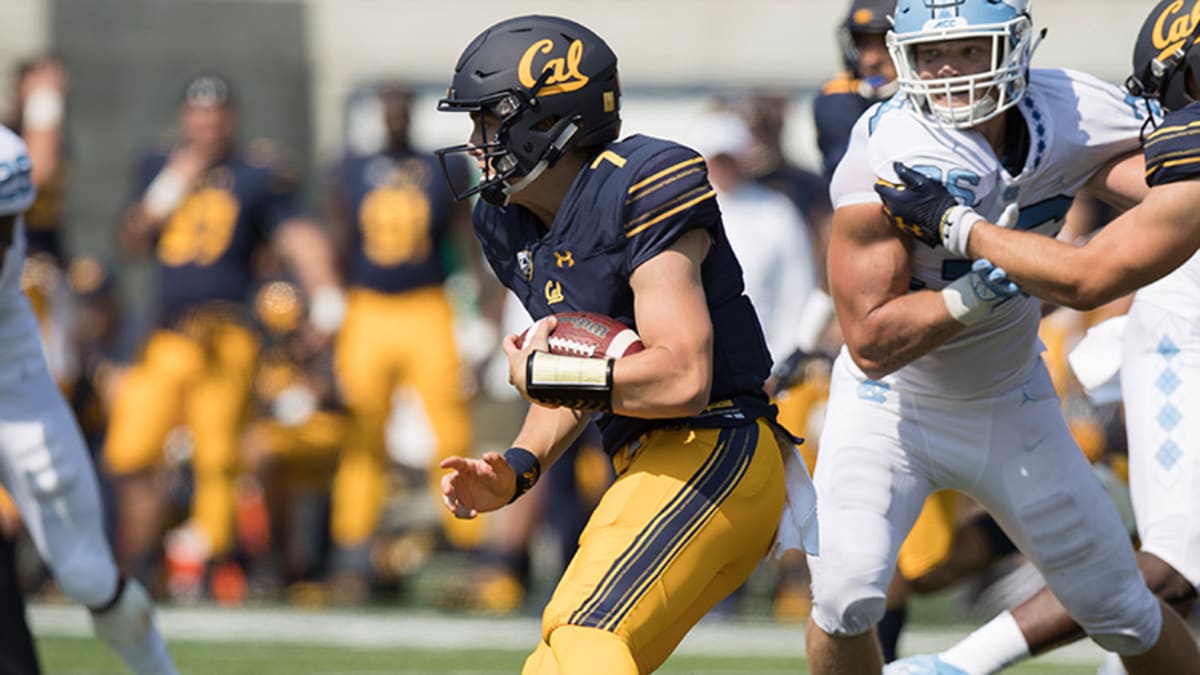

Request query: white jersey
[
  {"left": 0, "top": 125, "right": 39, "bottom": 361},
  {"left": 718, "top": 181, "right": 819, "bottom": 362},
  {"left": 830, "top": 68, "right": 1143, "bottom": 398},
  {"left": 1135, "top": 250, "right": 1200, "bottom": 318}
]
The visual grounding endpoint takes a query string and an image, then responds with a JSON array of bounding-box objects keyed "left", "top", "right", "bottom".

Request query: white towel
[
  {"left": 1067, "top": 315, "right": 1128, "bottom": 405},
  {"left": 769, "top": 441, "right": 820, "bottom": 559}
]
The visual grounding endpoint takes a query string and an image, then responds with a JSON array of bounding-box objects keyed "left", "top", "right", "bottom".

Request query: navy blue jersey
[
  {"left": 336, "top": 150, "right": 466, "bottom": 293},
  {"left": 474, "top": 135, "right": 775, "bottom": 453},
  {"left": 814, "top": 74, "right": 876, "bottom": 182},
  {"left": 1144, "top": 103, "right": 1200, "bottom": 187},
  {"left": 134, "top": 145, "right": 301, "bottom": 324}
]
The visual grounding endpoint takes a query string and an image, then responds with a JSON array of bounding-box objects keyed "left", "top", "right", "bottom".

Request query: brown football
[{"left": 515, "top": 311, "right": 645, "bottom": 359}]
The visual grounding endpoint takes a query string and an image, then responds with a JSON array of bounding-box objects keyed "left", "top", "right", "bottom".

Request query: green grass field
[
  {"left": 35, "top": 635, "right": 1097, "bottom": 675},
  {"left": 29, "top": 598, "right": 1115, "bottom": 675}
]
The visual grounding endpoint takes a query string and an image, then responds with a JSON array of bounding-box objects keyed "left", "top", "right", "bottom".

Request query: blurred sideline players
[
  {"left": 105, "top": 73, "right": 343, "bottom": 597},
  {"left": 238, "top": 278, "right": 345, "bottom": 599},
  {"left": 738, "top": 93, "right": 834, "bottom": 288},
  {"left": 326, "top": 83, "right": 482, "bottom": 599},
  {"left": 5, "top": 56, "right": 73, "bottom": 384},
  {"left": 813, "top": 0, "right": 898, "bottom": 182}
]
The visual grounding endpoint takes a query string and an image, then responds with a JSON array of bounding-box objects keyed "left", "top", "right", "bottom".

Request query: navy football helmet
[
  {"left": 436, "top": 15, "right": 621, "bottom": 206},
  {"left": 1127, "top": 0, "right": 1200, "bottom": 113},
  {"left": 839, "top": 0, "right": 896, "bottom": 76}
]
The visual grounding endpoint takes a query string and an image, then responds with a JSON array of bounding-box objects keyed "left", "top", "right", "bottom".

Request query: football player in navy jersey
[
  {"left": 434, "top": 15, "right": 816, "bottom": 674},
  {"left": 327, "top": 84, "right": 480, "bottom": 592},
  {"left": 106, "top": 74, "right": 342, "bottom": 588},
  {"left": 814, "top": 0, "right": 898, "bottom": 182},
  {"left": 874, "top": 1, "right": 1200, "bottom": 672}
]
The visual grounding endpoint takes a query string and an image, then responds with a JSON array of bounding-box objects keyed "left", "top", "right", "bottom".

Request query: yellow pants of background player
[
  {"left": 332, "top": 287, "right": 474, "bottom": 548},
  {"left": 522, "top": 420, "right": 786, "bottom": 675},
  {"left": 105, "top": 325, "right": 258, "bottom": 557}
]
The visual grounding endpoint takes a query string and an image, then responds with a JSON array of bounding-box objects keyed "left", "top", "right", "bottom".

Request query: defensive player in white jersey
[
  {"left": 0, "top": 125, "right": 177, "bottom": 674},
  {"left": 875, "top": 1, "right": 1200, "bottom": 672},
  {"left": 804, "top": 1, "right": 1200, "bottom": 674}
]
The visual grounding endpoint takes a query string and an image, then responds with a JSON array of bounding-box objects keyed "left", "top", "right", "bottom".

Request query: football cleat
[{"left": 884, "top": 654, "right": 971, "bottom": 675}]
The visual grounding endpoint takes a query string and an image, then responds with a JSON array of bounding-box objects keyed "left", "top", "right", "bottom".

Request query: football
[{"left": 515, "top": 311, "right": 645, "bottom": 359}]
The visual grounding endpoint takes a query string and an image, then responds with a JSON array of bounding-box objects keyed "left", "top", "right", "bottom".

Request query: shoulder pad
[
  {"left": 820, "top": 73, "right": 861, "bottom": 96},
  {"left": 1144, "top": 104, "right": 1200, "bottom": 187}
]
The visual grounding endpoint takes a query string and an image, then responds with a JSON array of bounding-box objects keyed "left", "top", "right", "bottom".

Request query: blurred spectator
[
  {"left": 238, "top": 279, "right": 346, "bottom": 599},
  {"left": 326, "top": 83, "right": 481, "bottom": 599},
  {"left": 5, "top": 55, "right": 68, "bottom": 262},
  {"left": 813, "top": 0, "right": 897, "bottom": 182},
  {"left": 6, "top": 56, "right": 73, "bottom": 384},
  {"left": 738, "top": 93, "right": 834, "bottom": 285},
  {"left": 105, "top": 73, "right": 342, "bottom": 599},
  {"left": 688, "top": 110, "right": 822, "bottom": 366},
  {"left": 690, "top": 108, "right": 833, "bottom": 621}
]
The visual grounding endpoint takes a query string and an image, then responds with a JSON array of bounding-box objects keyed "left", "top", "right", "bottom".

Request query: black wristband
[
  {"left": 524, "top": 350, "right": 614, "bottom": 411},
  {"left": 504, "top": 447, "right": 542, "bottom": 504}
]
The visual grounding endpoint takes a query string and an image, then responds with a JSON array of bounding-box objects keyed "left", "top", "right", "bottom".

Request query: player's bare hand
[
  {"left": 502, "top": 315, "right": 556, "bottom": 400},
  {"left": 439, "top": 452, "right": 516, "bottom": 518},
  {"left": 20, "top": 58, "right": 68, "bottom": 98},
  {"left": 164, "top": 144, "right": 211, "bottom": 184}
]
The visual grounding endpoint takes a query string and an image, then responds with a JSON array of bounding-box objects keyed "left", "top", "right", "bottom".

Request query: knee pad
[
  {"left": 91, "top": 578, "right": 154, "bottom": 646},
  {"left": 54, "top": 546, "right": 119, "bottom": 608},
  {"left": 810, "top": 594, "right": 887, "bottom": 637},
  {"left": 1082, "top": 587, "right": 1162, "bottom": 655}
]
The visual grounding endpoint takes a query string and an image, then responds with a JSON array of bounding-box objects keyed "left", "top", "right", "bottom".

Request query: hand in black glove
[{"left": 873, "top": 161, "right": 960, "bottom": 249}]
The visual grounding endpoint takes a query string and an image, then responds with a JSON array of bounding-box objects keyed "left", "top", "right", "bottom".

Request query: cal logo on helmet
[
  {"left": 519, "top": 39, "right": 590, "bottom": 96},
  {"left": 1150, "top": 0, "right": 1200, "bottom": 62}
]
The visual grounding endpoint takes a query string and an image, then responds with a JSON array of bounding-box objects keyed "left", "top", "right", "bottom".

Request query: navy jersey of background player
[
  {"left": 336, "top": 150, "right": 466, "bottom": 292},
  {"left": 134, "top": 145, "right": 301, "bottom": 325},
  {"left": 814, "top": 83, "right": 876, "bottom": 182},
  {"left": 1144, "top": 104, "right": 1200, "bottom": 187},
  {"left": 474, "top": 134, "right": 775, "bottom": 452}
]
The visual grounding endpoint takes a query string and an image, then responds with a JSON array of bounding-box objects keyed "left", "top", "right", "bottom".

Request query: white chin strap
[{"left": 500, "top": 122, "right": 580, "bottom": 205}]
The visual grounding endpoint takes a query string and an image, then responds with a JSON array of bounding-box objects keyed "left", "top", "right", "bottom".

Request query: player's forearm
[
  {"left": 511, "top": 404, "right": 589, "bottom": 470},
  {"left": 610, "top": 342, "right": 712, "bottom": 418},
  {"left": 968, "top": 223, "right": 1129, "bottom": 310},
  {"left": 118, "top": 205, "right": 162, "bottom": 256},
  {"left": 22, "top": 128, "right": 62, "bottom": 189},
  {"left": 844, "top": 292, "right": 965, "bottom": 380},
  {"left": 275, "top": 219, "right": 340, "bottom": 293}
]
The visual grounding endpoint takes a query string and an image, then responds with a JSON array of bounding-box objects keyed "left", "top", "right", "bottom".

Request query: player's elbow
[
  {"left": 844, "top": 333, "right": 897, "bottom": 381},
  {"left": 854, "top": 357, "right": 893, "bottom": 382},
  {"left": 1059, "top": 276, "right": 1119, "bottom": 312},
  {"left": 671, "top": 372, "right": 712, "bottom": 417}
]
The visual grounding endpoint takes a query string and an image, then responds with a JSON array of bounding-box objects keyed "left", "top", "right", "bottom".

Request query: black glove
[{"left": 873, "top": 161, "right": 959, "bottom": 248}]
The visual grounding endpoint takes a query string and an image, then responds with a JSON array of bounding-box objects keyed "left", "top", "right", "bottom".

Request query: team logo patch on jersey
[
  {"left": 545, "top": 280, "right": 564, "bottom": 304},
  {"left": 519, "top": 38, "right": 589, "bottom": 96},
  {"left": 517, "top": 250, "right": 533, "bottom": 280}
]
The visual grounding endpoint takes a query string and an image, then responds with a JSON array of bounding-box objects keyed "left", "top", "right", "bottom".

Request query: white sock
[
  {"left": 105, "top": 625, "right": 178, "bottom": 675},
  {"left": 1096, "top": 651, "right": 1128, "bottom": 675},
  {"left": 939, "top": 610, "right": 1031, "bottom": 675}
]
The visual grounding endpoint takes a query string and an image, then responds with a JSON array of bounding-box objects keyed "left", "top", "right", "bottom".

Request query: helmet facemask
[
  {"left": 437, "top": 69, "right": 584, "bottom": 206},
  {"left": 889, "top": 13, "right": 1037, "bottom": 129}
]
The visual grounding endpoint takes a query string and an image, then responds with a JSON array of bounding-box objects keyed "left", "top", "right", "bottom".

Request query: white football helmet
[{"left": 888, "top": 0, "right": 1041, "bottom": 129}]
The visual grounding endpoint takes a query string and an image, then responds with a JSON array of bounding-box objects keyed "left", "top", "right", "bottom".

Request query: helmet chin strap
[{"left": 491, "top": 121, "right": 581, "bottom": 206}]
